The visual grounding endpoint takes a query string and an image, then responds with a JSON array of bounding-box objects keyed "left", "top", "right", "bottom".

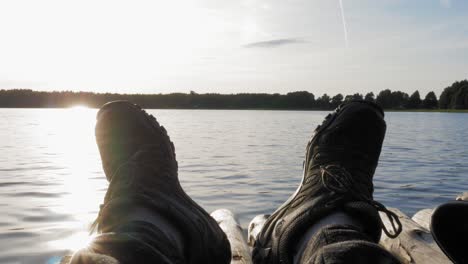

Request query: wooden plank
[
  {"left": 411, "top": 208, "right": 434, "bottom": 231},
  {"left": 211, "top": 209, "right": 252, "bottom": 264},
  {"left": 379, "top": 208, "right": 451, "bottom": 264},
  {"left": 456, "top": 192, "right": 468, "bottom": 201},
  {"left": 247, "top": 214, "right": 269, "bottom": 246}
]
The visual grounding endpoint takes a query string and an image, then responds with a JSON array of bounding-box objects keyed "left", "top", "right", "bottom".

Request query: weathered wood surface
[
  {"left": 211, "top": 209, "right": 252, "bottom": 264},
  {"left": 379, "top": 208, "right": 450, "bottom": 264},
  {"left": 247, "top": 214, "right": 269, "bottom": 246},
  {"left": 456, "top": 192, "right": 468, "bottom": 201},
  {"left": 411, "top": 208, "right": 434, "bottom": 231}
]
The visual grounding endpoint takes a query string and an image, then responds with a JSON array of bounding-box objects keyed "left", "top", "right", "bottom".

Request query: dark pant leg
[
  {"left": 298, "top": 225, "right": 400, "bottom": 264},
  {"left": 69, "top": 221, "right": 185, "bottom": 264}
]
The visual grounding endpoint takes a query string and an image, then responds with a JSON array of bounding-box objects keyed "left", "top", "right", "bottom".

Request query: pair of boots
[{"left": 69, "top": 100, "right": 402, "bottom": 264}]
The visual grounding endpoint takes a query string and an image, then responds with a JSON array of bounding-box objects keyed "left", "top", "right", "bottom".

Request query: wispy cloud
[
  {"left": 339, "top": 0, "right": 349, "bottom": 48},
  {"left": 244, "top": 38, "right": 304, "bottom": 48}
]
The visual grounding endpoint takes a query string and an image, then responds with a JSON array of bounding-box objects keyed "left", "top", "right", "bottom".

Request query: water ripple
[{"left": 0, "top": 109, "right": 466, "bottom": 262}]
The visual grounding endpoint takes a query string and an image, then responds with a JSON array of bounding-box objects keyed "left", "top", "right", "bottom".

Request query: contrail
[{"left": 338, "top": 0, "right": 349, "bottom": 48}]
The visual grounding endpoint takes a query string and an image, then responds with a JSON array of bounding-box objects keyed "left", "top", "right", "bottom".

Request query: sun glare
[
  {"left": 68, "top": 105, "right": 90, "bottom": 110},
  {"left": 48, "top": 231, "right": 96, "bottom": 252}
]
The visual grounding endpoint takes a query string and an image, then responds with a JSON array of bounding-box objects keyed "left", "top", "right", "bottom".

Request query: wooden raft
[{"left": 215, "top": 193, "right": 467, "bottom": 264}]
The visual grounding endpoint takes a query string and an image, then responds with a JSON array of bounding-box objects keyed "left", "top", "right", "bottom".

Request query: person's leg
[
  {"left": 294, "top": 224, "right": 399, "bottom": 263},
  {"left": 68, "top": 101, "right": 231, "bottom": 264},
  {"left": 293, "top": 212, "right": 362, "bottom": 261},
  {"left": 253, "top": 100, "right": 402, "bottom": 264}
]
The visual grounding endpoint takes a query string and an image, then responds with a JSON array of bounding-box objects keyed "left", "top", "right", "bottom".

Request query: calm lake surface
[{"left": 0, "top": 108, "right": 467, "bottom": 263}]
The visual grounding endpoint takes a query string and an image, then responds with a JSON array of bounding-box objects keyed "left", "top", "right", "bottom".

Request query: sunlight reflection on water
[
  {"left": 44, "top": 108, "right": 104, "bottom": 254},
  {"left": 0, "top": 108, "right": 106, "bottom": 263}
]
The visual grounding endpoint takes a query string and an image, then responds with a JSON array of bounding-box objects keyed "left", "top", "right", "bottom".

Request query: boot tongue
[
  {"left": 344, "top": 201, "right": 402, "bottom": 242},
  {"left": 319, "top": 165, "right": 402, "bottom": 239}
]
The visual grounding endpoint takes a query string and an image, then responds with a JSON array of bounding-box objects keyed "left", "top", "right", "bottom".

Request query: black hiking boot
[
  {"left": 252, "top": 100, "right": 402, "bottom": 264},
  {"left": 431, "top": 201, "right": 468, "bottom": 263},
  {"left": 93, "top": 101, "right": 231, "bottom": 263}
]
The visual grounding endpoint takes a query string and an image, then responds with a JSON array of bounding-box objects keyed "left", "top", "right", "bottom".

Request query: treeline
[
  {"left": 0, "top": 80, "right": 467, "bottom": 110},
  {"left": 439, "top": 80, "right": 468, "bottom": 109}
]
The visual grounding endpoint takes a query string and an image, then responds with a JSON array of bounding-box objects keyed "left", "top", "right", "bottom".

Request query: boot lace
[{"left": 320, "top": 164, "right": 402, "bottom": 238}]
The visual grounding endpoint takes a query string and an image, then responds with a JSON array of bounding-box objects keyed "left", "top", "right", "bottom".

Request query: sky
[{"left": 0, "top": 0, "right": 467, "bottom": 96}]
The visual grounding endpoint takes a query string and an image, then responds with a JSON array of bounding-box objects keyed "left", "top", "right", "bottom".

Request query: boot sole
[{"left": 97, "top": 100, "right": 177, "bottom": 170}]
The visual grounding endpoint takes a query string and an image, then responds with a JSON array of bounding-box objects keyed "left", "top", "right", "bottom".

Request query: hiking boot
[
  {"left": 431, "top": 201, "right": 468, "bottom": 263},
  {"left": 93, "top": 101, "right": 231, "bottom": 263},
  {"left": 252, "top": 100, "right": 402, "bottom": 264}
]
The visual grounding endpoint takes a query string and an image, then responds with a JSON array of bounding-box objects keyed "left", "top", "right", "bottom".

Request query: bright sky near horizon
[{"left": 0, "top": 0, "right": 467, "bottom": 96}]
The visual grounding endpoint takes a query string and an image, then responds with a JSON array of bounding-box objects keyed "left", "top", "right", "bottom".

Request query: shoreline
[{"left": 0, "top": 107, "right": 467, "bottom": 113}]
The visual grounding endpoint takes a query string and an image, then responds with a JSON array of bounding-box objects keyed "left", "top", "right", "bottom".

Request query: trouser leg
[{"left": 297, "top": 225, "right": 400, "bottom": 264}]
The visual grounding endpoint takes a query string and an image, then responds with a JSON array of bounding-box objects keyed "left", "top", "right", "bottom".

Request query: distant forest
[{"left": 0, "top": 80, "right": 467, "bottom": 110}]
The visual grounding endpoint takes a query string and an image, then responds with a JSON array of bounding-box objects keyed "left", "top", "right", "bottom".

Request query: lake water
[{"left": 0, "top": 108, "right": 467, "bottom": 263}]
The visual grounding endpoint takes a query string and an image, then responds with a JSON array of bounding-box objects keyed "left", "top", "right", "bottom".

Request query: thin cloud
[{"left": 244, "top": 38, "right": 304, "bottom": 48}]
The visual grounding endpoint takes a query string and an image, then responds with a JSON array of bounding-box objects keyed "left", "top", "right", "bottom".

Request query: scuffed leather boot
[
  {"left": 252, "top": 100, "right": 402, "bottom": 264},
  {"left": 92, "top": 101, "right": 231, "bottom": 263}
]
